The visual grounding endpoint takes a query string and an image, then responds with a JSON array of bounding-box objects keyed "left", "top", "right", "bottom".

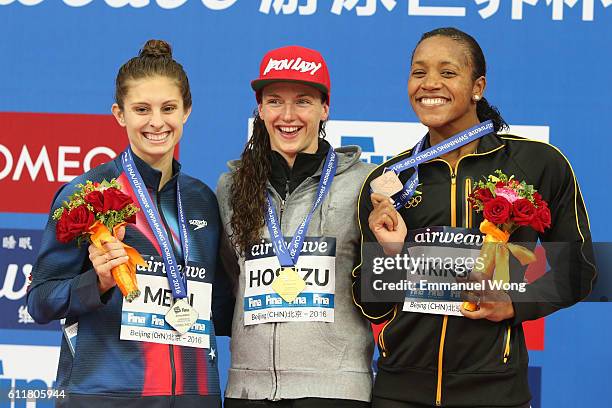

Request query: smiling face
[
  {"left": 112, "top": 75, "right": 191, "bottom": 168},
  {"left": 258, "top": 82, "right": 329, "bottom": 166},
  {"left": 408, "top": 35, "right": 485, "bottom": 137}
]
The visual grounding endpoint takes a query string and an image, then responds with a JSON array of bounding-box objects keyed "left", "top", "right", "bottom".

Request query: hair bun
[{"left": 139, "top": 39, "right": 173, "bottom": 58}]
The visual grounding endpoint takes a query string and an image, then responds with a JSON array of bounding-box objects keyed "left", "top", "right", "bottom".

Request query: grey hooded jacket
[{"left": 216, "top": 145, "right": 375, "bottom": 402}]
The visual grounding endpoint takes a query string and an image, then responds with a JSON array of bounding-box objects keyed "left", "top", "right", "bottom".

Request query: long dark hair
[
  {"left": 229, "top": 112, "right": 271, "bottom": 255},
  {"left": 230, "top": 107, "right": 327, "bottom": 255},
  {"left": 414, "top": 27, "right": 508, "bottom": 132}
]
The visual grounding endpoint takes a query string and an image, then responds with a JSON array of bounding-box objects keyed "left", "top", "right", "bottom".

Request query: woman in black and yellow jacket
[{"left": 352, "top": 27, "right": 596, "bottom": 408}]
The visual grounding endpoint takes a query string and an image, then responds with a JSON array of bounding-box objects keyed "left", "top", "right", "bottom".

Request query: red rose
[
  {"left": 512, "top": 199, "right": 536, "bottom": 226},
  {"left": 103, "top": 188, "right": 132, "bottom": 211},
  {"left": 530, "top": 205, "right": 551, "bottom": 233},
  {"left": 56, "top": 205, "right": 95, "bottom": 243},
  {"left": 84, "top": 190, "right": 105, "bottom": 212},
  {"left": 483, "top": 197, "right": 512, "bottom": 225},
  {"left": 533, "top": 192, "right": 547, "bottom": 208},
  {"left": 496, "top": 181, "right": 505, "bottom": 188},
  {"left": 472, "top": 188, "right": 494, "bottom": 205}
]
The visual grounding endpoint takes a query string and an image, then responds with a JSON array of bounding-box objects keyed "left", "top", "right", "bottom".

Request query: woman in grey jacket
[{"left": 216, "top": 45, "right": 375, "bottom": 408}]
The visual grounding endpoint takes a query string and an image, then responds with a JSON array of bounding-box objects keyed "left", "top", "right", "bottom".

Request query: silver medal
[{"left": 165, "top": 298, "right": 199, "bottom": 336}]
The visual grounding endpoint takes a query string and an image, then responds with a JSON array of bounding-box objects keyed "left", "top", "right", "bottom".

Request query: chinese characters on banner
[
  {"left": 259, "top": 0, "right": 610, "bottom": 20},
  {"left": 0, "top": 229, "right": 59, "bottom": 330},
  {"left": 1, "top": 0, "right": 610, "bottom": 21}
]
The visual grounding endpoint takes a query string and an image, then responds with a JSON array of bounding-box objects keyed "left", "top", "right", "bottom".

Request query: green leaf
[{"left": 52, "top": 207, "right": 64, "bottom": 220}]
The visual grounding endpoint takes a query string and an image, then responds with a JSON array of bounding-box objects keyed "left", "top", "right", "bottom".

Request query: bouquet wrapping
[{"left": 53, "top": 180, "right": 146, "bottom": 302}]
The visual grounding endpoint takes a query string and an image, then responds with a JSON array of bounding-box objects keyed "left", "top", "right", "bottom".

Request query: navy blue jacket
[{"left": 27, "top": 152, "right": 234, "bottom": 408}]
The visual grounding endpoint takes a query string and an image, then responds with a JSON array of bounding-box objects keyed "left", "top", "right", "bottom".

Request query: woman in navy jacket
[{"left": 27, "top": 39, "right": 234, "bottom": 408}]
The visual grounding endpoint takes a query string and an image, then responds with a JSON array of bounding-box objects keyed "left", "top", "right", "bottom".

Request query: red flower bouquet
[
  {"left": 463, "top": 170, "right": 551, "bottom": 311},
  {"left": 469, "top": 170, "right": 551, "bottom": 234},
  {"left": 53, "top": 179, "right": 145, "bottom": 301}
]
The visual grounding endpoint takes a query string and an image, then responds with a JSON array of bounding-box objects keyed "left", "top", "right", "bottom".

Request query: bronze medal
[{"left": 370, "top": 171, "right": 403, "bottom": 197}]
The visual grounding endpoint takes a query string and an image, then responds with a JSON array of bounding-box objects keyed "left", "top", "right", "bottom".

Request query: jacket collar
[
  {"left": 475, "top": 132, "right": 505, "bottom": 154},
  {"left": 116, "top": 149, "right": 181, "bottom": 191},
  {"left": 269, "top": 139, "right": 330, "bottom": 182},
  {"left": 268, "top": 139, "right": 330, "bottom": 198}
]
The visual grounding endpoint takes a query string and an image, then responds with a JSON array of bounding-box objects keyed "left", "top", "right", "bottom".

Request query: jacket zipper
[
  {"left": 435, "top": 167, "right": 456, "bottom": 406},
  {"left": 436, "top": 315, "right": 449, "bottom": 406},
  {"left": 502, "top": 324, "right": 512, "bottom": 363},
  {"left": 464, "top": 177, "right": 473, "bottom": 229},
  {"left": 450, "top": 170, "right": 457, "bottom": 227},
  {"left": 155, "top": 189, "right": 177, "bottom": 396},
  {"left": 432, "top": 145, "right": 504, "bottom": 405},
  {"left": 378, "top": 162, "right": 474, "bottom": 389},
  {"left": 271, "top": 188, "right": 287, "bottom": 400},
  {"left": 271, "top": 323, "right": 279, "bottom": 399},
  {"left": 269, "top": 174, "right": 316, "bottom": 399},
  {"left": 437, "top": 175, "right": 475, "bottom": 404}
]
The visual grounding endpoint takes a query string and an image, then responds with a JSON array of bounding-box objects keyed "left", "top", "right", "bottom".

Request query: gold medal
[
  {"left": 370, "top": 171, "right": 403, "bottom": 197},
  {"left": 271, "top": 267, "right": 306, "bottom": 303},
  {"left": 165, "top": 298, "right": 199, "bottom": 336}
]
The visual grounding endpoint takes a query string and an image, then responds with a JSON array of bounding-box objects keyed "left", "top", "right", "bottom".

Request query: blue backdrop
[{"left": 1, "top": 1, "right": 610, "bottom": 407}]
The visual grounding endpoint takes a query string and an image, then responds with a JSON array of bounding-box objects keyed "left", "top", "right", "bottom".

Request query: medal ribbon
[
  {"left": 381, "top": 121, "right": 494, "bottom": 209},
  {"left": 121, "top": 148, "right": 189, "bottom": 299},
  {"left": 265, "top": 148, "right": 338, "bottom": 268}
]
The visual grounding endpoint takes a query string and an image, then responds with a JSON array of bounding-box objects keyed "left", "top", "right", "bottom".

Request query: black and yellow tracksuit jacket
[{"left": 352, "top": 133, "right": 597, "bottom": 407}]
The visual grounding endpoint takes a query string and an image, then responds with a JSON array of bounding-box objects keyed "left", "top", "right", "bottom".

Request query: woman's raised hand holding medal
[{"left": 368, "top": 192, "right": 407, "bottom": 256}]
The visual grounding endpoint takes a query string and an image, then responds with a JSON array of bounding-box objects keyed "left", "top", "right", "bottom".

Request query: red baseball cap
[{"left": 251, "top": 45, "right": 330, "bottom": 104}]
